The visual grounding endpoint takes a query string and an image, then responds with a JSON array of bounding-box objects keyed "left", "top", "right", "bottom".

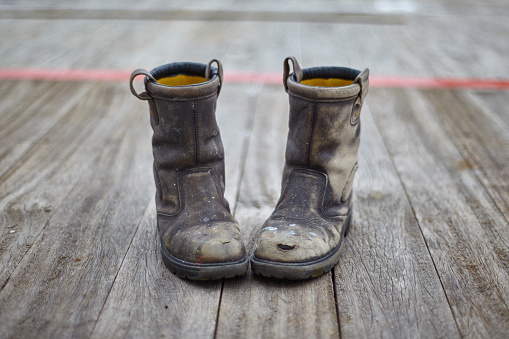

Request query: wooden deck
[{"left": 1, "top": 1, "right": 508, "bottom": 338}]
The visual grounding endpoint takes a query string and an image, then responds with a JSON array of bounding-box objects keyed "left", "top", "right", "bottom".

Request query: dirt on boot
[
  {"left": 130, "top": 60, "right": 248, "bottom": 280},
  {"left": 250, "top": 57, "right": 369, "bottom": 280}
]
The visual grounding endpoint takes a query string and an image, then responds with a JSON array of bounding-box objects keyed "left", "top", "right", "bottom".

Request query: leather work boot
[
  {"left": 250, "top": 57, "right": 369, "bottom": 280},
  {"left": 130, "top": 60, "right": 248, "bottom": 280}
]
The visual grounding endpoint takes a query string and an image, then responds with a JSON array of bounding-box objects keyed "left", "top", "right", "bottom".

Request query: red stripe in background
[{"left": 0, "top": 68, "right": 508, "bottom": 90}]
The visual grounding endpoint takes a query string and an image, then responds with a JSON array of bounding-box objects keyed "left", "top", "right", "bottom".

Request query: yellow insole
[
  {"left": 157, "top": 74, "right": 207, "bottom": 86},
  {"left": 301, "top": 78, "right": 353, "bottom": 87}
]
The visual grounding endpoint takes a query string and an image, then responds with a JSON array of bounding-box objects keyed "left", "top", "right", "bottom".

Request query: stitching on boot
[
  {"left": 307, "top": 102, "right": 317, "bottom": 167},
  {"left": 288, "top": 93, "right": 357, "bottom": 103},
  {"left": 148, "top": 91, "right": 217, "bottom": 102},
  {"left": 192, "top": 100, "right": 199, "bottom": 165}
]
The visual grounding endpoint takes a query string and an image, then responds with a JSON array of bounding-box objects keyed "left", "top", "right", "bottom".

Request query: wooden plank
[
  {"left": 1, "top": 0, "right": 508, "bottom": 19},
  {"left": 333, "top": 103, "right": 460, "bottom": 338},
  {"left": 0, "top": 19, "right": 277, "bottom": 71},
  {"left": 369, "top": 87, "right": 509, "bottom": 338},
  {"left": 420, "top": 89, "right": 509, "bottom": 222},
  {"left": 91, "top": 84, "right": 251, "bottom": 338},
  {"left": 332, "top": 22, "right": 438, "bottom": 77},
  {"left": 470, "top": 90, "right": 509, "bottom": 129},
  {"left": 216, "top": 86, "right": 341, "bottom": 339},
  {"left": 0, "top": 81, "right": 88, "bottom": 179},
  {"left": 0, "top": 82, "right": 136, "bottom": 288},
  {"left": 0, "top": 80, "right": 42, "bottom": 126},
  {"left": 407, "top": 16, "right": 509, "bottom": 78},
  {"left": 0, "top": 8, "right": 405, "bottom": 24},
  {"left": 90, "top": 203, "right": 223, "bottom": 339},
  {"left": 0, "top": 84, "right": 154, "bottom": 338}
]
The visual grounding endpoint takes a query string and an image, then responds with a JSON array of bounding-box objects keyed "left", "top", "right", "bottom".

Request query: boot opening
[
  {"left": 157, "top": 74, "right": 207, "bottom": 87},
  {"left": 301, "top": 78, "right": 354, "bottom": 87}
]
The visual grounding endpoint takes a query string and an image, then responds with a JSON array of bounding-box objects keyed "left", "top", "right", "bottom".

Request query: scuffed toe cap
[
  {"left": 253, "top": 218, "right": 341, "bottom": 263},
  {"left": 163, "top": 221, "right": 246, "bottom": 264}
]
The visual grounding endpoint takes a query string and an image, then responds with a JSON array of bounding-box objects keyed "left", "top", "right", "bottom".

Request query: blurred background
[{"left": 1, "top": 0, "right": 508, "bottom": 79}]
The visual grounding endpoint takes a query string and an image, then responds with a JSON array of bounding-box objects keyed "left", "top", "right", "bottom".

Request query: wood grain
[
  {"left": 333, "top": 103, "right": 460, "bottom": 338},
  {"left": 0, "top": 81, "right": 87, "bottom": 179},
  {"left": 407, "top": 16, "right": 509, "bottom": 78},
  {"left": 369, "top": 87, "right": 509, "bottom": 338},
  {"left": 0, "top": 8, "right": 405, "bottom": 24},
  {"left": 90, "top": 203, "right": 223, "bottom": 339},
  {"left": 0, "top": 83, "right": 154, "bottom": 338},
  {"left": 471, "top": 90, "right": 509, "bottom": 129},
  {"left": 331, "top": 22, "right": 437, "bottom": 77},
  {"left": 0, "top": 83, "right": 136, "bottom": 287},
  {"left": 420, "top": 89, "right": 509, "bottom": 222}
]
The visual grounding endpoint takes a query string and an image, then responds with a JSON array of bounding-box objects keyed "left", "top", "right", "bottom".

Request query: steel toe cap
[
  {"left": 252, "top": 218, "right": 341, "bottom": 263},
  {"left": 163, "top": 221, "right": 246, "bottom": 264}
]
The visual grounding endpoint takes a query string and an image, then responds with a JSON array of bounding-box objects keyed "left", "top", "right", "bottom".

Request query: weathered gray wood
[
  {"left": 0, "top": 80, "right": 42, "bottom": 127},
  {"left": 90, "top": 203, "right": 223, "bottom": 339},
  {"left": 1, "top": 0, "right": 508, "bottom": 19},
  {"left": 0, "top": 84, "right": 154, "bottom": 338},
  {"left": 369, "top": 88, "right": 509, "bottom": 338},
  {"left": 407, "top": 16, "right": 509, "bottom": 78},
  {"left": 471, "top": 90, "right": 509, "bottom": 129},
  {"left": 0, "top": 82, "right": 135, "bottom": 287},
  {"left": 90, "top": 84, "right": 251, "bottom": 339},
  {"left": 216, "top": 86, "right": 341, "bottom": 339},
  {"left": 0, "top": 8, "right": 405, "bottom": 24},
  {"left": 420, "top": 89, "right": 509, "bottom": 222},
  {"left": 332, "top": 21, "right": 438, "bottom": 77},
  {"left": 333, "top": 103, "right": 460, "bottom": 338},
  {"left": 0, "top": 81, "right": 88, "bottom": 179}
]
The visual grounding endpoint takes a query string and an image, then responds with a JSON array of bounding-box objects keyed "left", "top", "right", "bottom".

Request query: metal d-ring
[{"left": 129, "top": 69, "right": 156, "bottom": 100}]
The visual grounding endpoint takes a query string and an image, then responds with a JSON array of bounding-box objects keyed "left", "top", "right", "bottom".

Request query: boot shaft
[
  {"left": 129, "top": 61, "right": 248, "bottom": 279},
  {"left": 250, "top": 58, "right": 369, "bottom": 279},
  {"left": 130, "top": 60, "right": 228, "bottom": 215},
  {"left": 282, "top": 57, "right": 369, "bottom": 217}
]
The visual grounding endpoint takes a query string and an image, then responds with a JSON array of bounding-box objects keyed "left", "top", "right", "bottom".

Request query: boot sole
[
  {"left": 160, "top": 238, "right": 249, "bottom": 280},
  {"left": 250, "top": 211, "right": 352, "bottom": 280}
]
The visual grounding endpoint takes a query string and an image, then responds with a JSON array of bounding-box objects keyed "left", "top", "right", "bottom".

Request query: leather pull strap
[
  {"left": 206, "top": 59, "right": 223, "bottom": 96},
  {"left": 129, "top": 69, "right": 157, "bottom": 100},
  {"left": 353, "top": 68, "right": 369, "bottom": 104},
  {"left": 350, "top": 68, "right": 369, "bottom": 125},
  {"left": 283, "top": 56, "right": 303, "bottom": 93}
]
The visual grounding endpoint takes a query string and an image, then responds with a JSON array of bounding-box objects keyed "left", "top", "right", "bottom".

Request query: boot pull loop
[
  {"left": 130, "top": 69, "right": 156, "bottom": 100},
  {"left": 353, "top": 68, "right": 369, "bottom": 104},
  {"left": 206, "top": 59, "right": 223, "bottom": 96},
  {"left": 351, "top": 68, "right": 370, "bottom": 125},
  {"left": 283, "top": 56, "right": 303, "bottom": 93}
]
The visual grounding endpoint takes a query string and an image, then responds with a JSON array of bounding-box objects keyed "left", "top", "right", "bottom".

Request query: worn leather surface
[
  {"left": 158, "top": 169, "right": 245, "bottom": 263},
  {"left": 137, "top": 61, "right": 246, "bottom": 264},
  {"left": 253, "top": 59, "right": 369, "bottom": 264}
]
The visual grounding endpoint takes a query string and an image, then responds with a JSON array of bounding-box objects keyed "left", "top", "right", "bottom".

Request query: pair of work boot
[{"left": 130, "top": 57, "right": 369, "bottom": 280}]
